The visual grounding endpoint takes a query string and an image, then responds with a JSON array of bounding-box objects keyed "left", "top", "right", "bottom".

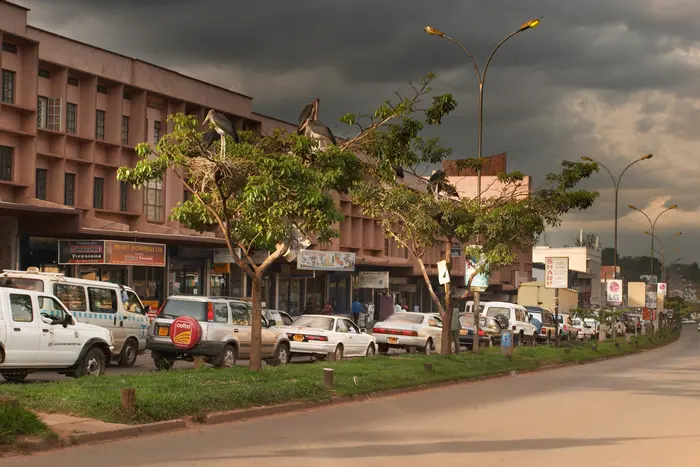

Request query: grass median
[
  {"left": 0, "top": 400, "right": 53, "bottom": 445},
  {"left": 0, "top": 331, "right": 679, "bottom": 425}
]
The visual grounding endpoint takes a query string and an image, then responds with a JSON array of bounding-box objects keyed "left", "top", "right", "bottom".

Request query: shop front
[
  {"left": 297, "top": 250, "right": 356, "bottom": 316},
  {"left": 169, "top": 246, "right": 211, "bottom": 297}
]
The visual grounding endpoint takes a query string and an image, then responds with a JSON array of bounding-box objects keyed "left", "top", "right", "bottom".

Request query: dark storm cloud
[{"left": 14, "top": 0, "right": 700, "bottom": 259}]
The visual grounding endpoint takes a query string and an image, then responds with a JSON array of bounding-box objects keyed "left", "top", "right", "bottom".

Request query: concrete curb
[{"left": 1, "top": 334, "right": 679, "bottom": 456}]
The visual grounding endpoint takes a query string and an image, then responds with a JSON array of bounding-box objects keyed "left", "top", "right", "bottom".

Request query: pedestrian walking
[
  {"left": 351, "top": 297, "right": 364, "bottom": 325},
  {"left": 450, "top": 310, "right": 461, "bottom": 354},
  {"left": 322, "top": 301, "right": 333, "bottom": 315}
]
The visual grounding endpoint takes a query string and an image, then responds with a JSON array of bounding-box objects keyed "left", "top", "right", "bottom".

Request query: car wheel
[
  {"left": 216, "top": 345, "right": 236, "bottom": 368},
  {"left": 519, "top": 331, "right": 525, "bottom": 346},
  {"left": 365, "top": 343, "right": 376, "bottom": 357},
  {"left": 153, "top": 356, "right": 175, "bottom": 371},
  {"left": 333, "top": 344, "right": 344, "bottom": 361},
  {"left": 118, "top": 338, "right": 139, "bottom": 367},
  {"left": 377, "top": 343, "right": 389, "bottom": 354},
  {"left": 271, "top": 343, "right": 290, "bottom": 366},
  {"left": 423, "top": 338, "right": 433, "bottom": 355},
  {"left": 75, "top": 347, "right": 106, "bottom": 378},
  {"left": 1, "top": 372, "right": 29, "bottom": 382}
]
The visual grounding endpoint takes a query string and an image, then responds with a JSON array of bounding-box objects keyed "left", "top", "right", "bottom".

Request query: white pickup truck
[{"left": 0, "top": 287, "right": 114, "bottom": 381}]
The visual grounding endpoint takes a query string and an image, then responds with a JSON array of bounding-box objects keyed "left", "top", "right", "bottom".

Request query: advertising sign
[
  {"left": 465, "top": 256, "right": 489, "bottom": 291},
  {"left": 628, "top": 282, "right": 646, "bottom": 308},
  {"left": 657, "top": 282, "right": 667, "bottom": 296},
  {"left": 437, "top": 260, "right": 450, "bottom": 285},
  {"left": 642, "top": 275, "right": 657, "bottom": 309},
  {"left": 105, "top": 241, "right": 166, "bottom": 267},
  {"left": 297, "top": 250, "right": 356, "bottom": 271},
  {"left": 545, "top": 257, "right": 569, "bottom": 289},
  {"left": 58, "top": 240, "right": 105, "bottom": 264},
  {"left": 606, "top": 279, "right": 623, "bottom": 306},
  {"left": 169, "top": 316, "right": 202, "bottom": 349},
  {"left": 357, "top": 271, "right": 389, "bottom": 289}
]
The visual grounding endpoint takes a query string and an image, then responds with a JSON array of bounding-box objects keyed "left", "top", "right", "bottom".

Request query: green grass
[
  {"left": 0, "top": 331, "right": 678, "bottom": 425},
  {"left": 0, "top": 401, "right": 52, "bottom": 445}
]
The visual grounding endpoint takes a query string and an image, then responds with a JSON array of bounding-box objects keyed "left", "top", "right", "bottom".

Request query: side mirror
[
  {"left": 143, "top": 304, "right": 150, "bottom": 314},
  {"left": 62, "top": 314, "right": 72, "bottom": 328},
  {"left": 268, "top": 319, "right": 277, "bottom": 327}
]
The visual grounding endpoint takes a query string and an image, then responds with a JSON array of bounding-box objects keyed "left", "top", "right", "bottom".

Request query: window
[
  {"left": 95, "top": 110, "right": 105, "bottom": 140},
  {"left": 64, "top": 173, "right": 75, "bottom": 206},
  {"left": 293, "top": 315, "right": 334, "bottom": 330},
  {"left": 88, "top": 287, "right": 117, "bottom": 314},
  {"left": 10, "top": 294, "right": 33, "bottom": 322},
  {"left": 2, "top": 42, "right": 17, "bottom": 54},
  {"left": 145, "top": 178, "right": 163, "bottom": 222},
  {"left": 335, "top": 319, "right": 349, "bottom": 333},
  {"left": 153, "top": 120, "right": 161, "bottom": 144},
  {"left": 97, "top": 85, "right": 107, "bottom": 94},
  {"left": 0, "top": 277, "right": 43, "bottom": 291},
  {"left": 384, "top": 238, "right": 389, "bottom": 256},
  {"left": 37, "top": 96, "right": 48, "bottom": 129},
  {"left": 183, "top": 190, "right": 191, "bottom": 203},
  {"left": 214, "top": 303, "right": 229, "bottom": 323},
  {"left": 346, "top": 319, "right": 360, "bottom": 334},
  {"left": 0, "top": 146, "right": 12, "bottom": 181},
  {"left": 38, "top": 296, "right": 67, "bottom": 321},
  {"left": 66, "top": 103, "right": 77, "bottom": 134},
  {"left": 38, "top": 68, "right": 51, "bottom": 79},
  {"left": 123, "top": 291, "right": 144, "bottom": 314},
  {"left": 93, "top": 177, "right": 104, "bottom": 209},
  {"left": 161, "top": 299, "right": 206, "bottom": 321},
  {"left": 36, "top": 168, "right": 47, "bottom": 200},
  {"left": 230, "top": 303, "right": 251, "bottom": 326},
  {"left": 47, "top": 98, "right": 61, "bottom": 131},
  {"left": 2, "top": 69, "right": 15, "bottom": 104},
  {"left": 119, "top": 181, "right": 128, "bottom": 212},
  {"left": 121, "top": 116, "right": 129, "bottom": 145},
  {"left": 68, "top": 77, "right": 79, "bottom": 86}
]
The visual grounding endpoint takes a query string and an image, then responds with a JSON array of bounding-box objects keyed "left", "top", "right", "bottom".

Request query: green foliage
[{"left": 0, "top": 402, "right": 51, "bottom": 445}]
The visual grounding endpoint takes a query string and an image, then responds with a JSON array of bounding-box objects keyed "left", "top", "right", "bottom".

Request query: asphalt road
[{"left": 4, "top": 325, "right": 700, "bottom": 466}]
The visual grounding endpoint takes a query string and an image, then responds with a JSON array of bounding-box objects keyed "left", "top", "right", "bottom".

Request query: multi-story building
[
  {"left": 0, "top": 0, "right": 465, "bottom": 316},
  {"left": 532, "top": 246, "right": 602, "bottom": 308}
]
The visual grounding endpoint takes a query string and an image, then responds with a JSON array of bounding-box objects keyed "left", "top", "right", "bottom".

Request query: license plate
[
  {"left": 293, "top": 334, "right": 304, "bottom": 342},
  {"left": 459, "top": 329, "right": 467, "bottom": 336},
  {"left": 158, "top": 326, "right": 169, "bottom": 336},
  {"left": 388, "top": 337, "right": 398, "bottom": 344}
]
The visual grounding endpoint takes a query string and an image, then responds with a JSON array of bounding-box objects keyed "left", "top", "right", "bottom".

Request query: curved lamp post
[
  {"left": 424, "top": 18, "right": 540, "bottom": 202},
  {"left": 581, "top": 154, "right": 653, "bottom": 279},
  {"left": 645, "top": 231, "right": 682, "bottom": 283},
  {"left": 628, "top": 204, "right": 678, "bottom": 276}
]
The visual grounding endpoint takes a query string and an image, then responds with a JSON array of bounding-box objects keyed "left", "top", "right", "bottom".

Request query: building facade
[
  {"left": 532, "top": 246, "right": 602, "bottom": 308},
  {"left": 0, "top": 0, "right": 469, "bottom": 316}
]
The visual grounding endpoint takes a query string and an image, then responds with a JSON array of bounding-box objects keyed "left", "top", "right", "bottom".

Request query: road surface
[{"left": 4, "top": 325, "right": 699, "bottom": 466}]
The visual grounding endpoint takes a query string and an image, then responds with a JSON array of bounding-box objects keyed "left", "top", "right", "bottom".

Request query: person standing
[
  {"left": 394, "top": 301, "right": 402, "bottom": 314},
  {"left": 450, "top": 310, "right": 461, "bottom": 354},
  {"left": 351, "top": 297, "right": 363, "bottom": 325},
  {"left": 305, "top": 297, "right": 317, "bottom": 315}
]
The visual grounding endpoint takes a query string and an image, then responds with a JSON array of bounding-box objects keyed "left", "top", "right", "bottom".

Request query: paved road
[{"left": 4, "top": 325, "right": 700, "bottom": 466}]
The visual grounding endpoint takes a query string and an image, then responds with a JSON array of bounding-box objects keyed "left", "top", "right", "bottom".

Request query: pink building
[{"left": 0, "top": 0, "right": 467, "bottom": 315}]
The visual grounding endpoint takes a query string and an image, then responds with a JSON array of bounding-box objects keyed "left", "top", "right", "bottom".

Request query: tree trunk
[
  {"left": 441, "top": 240, "right": 453, "bottom": 355},
  {"left": 415, "top": 256, "right": 445, "bottom": 318},
  {"left": 471, "top": 291, "right": 481, "bottom": 353},
  {"left": 249, "top": 275, "right": 264, "bottom": 371}
]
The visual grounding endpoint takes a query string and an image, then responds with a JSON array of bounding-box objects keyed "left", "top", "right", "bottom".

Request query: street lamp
[
  {"left": 581, "top": 154, "right": 653, "bottom": 279},
  {"left": 628, "top": 204, "right": 678, "bottom": 276},
  {"left": 644, "top": 231, "right": 682, "bottom": 282},
  {"left": 424, "top": 18, "right": 540, "bottom": 202}
]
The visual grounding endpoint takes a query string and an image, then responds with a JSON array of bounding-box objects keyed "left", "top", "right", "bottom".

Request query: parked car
[
  {"left": 0, "top": 287, "right": 114, "bottom": 380},
  {"left": 278, "top": 315, "right": 376, "bottom": 360},
  {"left": 147, "top": 295, "right": 291, "bottom": 370},
  {"left": 555, "top": 313, "right": 579, "bottom": 340},
  {"left": 264, "top": 309, "right": 294, "bottom": 327},
  {"left": 372, "top": 312, "right": 443, "bottom": 355},
  {"left": 458, "top": 313, "right": 504, "bottom": 348},
  {"left": 525, "top": 306, "right": 556, "bottom": 342},
  {"left": 0, "top": 268, "right": 149, "bottom": 367},
  {"left": 572, "top": 317, "right": 597, "bottom": 339},
  {"left": 481, "top": 302, "right": 537, "bottom": 345}
]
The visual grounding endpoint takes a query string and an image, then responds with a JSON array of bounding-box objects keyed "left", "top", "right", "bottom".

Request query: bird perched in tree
[
  {"left": 428, "top": 170, "right": 459, "bottom": 198},
  {"left": 203, "top": 109, "right": 239, "bottom": 156},
  {"left": 298, "top": 98, "right": 336, "bottom": 150}
]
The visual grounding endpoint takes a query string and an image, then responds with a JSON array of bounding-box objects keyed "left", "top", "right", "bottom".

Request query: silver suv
[{"left": 147, "top": 295, "right": 290, "bottom": 370}]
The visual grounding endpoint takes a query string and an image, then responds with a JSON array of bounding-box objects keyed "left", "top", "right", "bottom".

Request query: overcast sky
[{"left": 15, "top": 0, "right": 700, "bottom": 264}]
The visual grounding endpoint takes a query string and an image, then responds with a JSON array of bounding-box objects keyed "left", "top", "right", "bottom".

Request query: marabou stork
[
  {"left": 428, "top": 170, "right": 459, "bottom": 198},
  {"left": 203, "top": 109, "right": 239, "bottom": 156},
  {"left": 297, "top": 98, "right": 336, "bottom": 150}
]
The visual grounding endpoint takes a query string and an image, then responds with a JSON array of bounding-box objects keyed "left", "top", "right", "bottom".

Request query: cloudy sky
[{"left": 15, "top": 0, "right": 700, "bottom": 263}]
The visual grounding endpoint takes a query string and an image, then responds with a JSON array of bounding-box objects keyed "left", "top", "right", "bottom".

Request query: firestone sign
[{"left": 58, "top": 240, "right": 166, "bottom": 267}]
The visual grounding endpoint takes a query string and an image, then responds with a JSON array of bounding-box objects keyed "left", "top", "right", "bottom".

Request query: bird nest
[{"left": 186, "top": 156, "right": 252, "bottom": 191}]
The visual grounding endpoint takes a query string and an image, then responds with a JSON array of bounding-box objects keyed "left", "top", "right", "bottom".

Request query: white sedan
[
  {"left": 572, "top": 318, "right": 597, "bottom": 339},
  {"left": 372, "top": 312, "right": 443, "bottom": 355},
  {"left": 278, "top": 315, "right": 377, "bottom": 360}
]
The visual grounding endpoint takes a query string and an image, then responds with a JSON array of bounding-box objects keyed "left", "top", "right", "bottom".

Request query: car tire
[
  {"left": 333, "top": 344, "right": 344, "bottom": 361},
  {"left": 216, "top": 345, "right": 236, "bottom": 368},
  {"left": 1, "top": 372, "right": 29, "bottom": 382},
  {"left": 153, "top": 356, "right": 175, "bottom": 371},
  {"left": 423, "top": 338, "right": 433, "bottom": 355},
  {"left": 271, "top": 343, "right": 290, "bottom": 366},
  {"left": 74, "top": 347, "right": 106, "bottom": 378},
  {"left": 519, "top": 331, "right": 525, "bottom": 346},
  {"left": 118, "top": 338, "right": 139, "bottom": 367},
  {"left": 377, "top": 343, "right": 389, "bottom": 354},
  {"left": 365, "top": 343, "right": 376, "bottom": 357}
]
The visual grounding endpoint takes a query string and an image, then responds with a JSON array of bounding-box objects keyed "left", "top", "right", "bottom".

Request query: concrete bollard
[
  {"left": 501, "top": 330, "right": 514, "bottom": 359},
  {"left": 625, "top": 334, "right": 631, "bottom": 344},
  {"left": 120, "top": 388, "right": 136, "bottom": 415},
  {"left": 323, "top": 368, "right": 334, "bottom": 388},
  {"left": 194, "top": 356, "right": 205, "bottom": 369}
]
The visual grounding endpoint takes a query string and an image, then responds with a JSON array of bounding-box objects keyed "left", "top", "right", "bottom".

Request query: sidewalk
[{"left": 37, "top": 413, "right": 130, "bottom": 439}]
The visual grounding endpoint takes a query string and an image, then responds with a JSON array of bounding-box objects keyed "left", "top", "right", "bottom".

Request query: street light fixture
[
  {"left": 644, "top": 231, "right": 682, "bottom": 282},
  {"left": 581, "top": 154, "right": 653, "bottom": 279},
  {"left": 628, "top": 204, "right": 678, "bottom": 276}
]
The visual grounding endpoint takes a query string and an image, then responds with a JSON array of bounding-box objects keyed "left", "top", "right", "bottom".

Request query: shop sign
[
  {"left": 105, "top": 241, "right": 166, "bottom": 267},
  {"left": 297, "top": 250, "right": 356, "bottom": 271},
  {"left": 212, "top": 263, "right": 231, "bottom": 274},
  {"left": 58, "top": 240, "right": 105, "bottom": 264},
  {"left": 357, "top": 271, "right": 389, "bottom": 289},
  {"left": 213, "top": 248, "right": 269, "bottom": 264},
  {"left": 544, "top": 257, "right": 568, "bottom": 289}
]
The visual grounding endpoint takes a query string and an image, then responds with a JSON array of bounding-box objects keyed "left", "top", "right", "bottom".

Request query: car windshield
[
  {"left": 0, "top": 277, "right": 44, "bottom": 292},
  {"left": 294, "top": 316, "right": 334, "bottom": 330},
  {"left": 161, "top": 299, "right": 207, "bottom": 321},
  {"left": 385, "top": 313, "right": 424, "bottom": 324},
  {"left": 459, "top": 315, "right": 486, "bottom": 326}
]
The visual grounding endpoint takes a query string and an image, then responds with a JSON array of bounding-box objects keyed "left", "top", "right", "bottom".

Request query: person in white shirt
[
  {"left": 413, "top": 304, "right": 420, "bottom": 313},
  {"left": 394, "top": 302, "right": 402, "bottom": 314}
]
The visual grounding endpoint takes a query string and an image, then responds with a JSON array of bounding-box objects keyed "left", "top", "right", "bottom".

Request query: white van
[
  {"left": 480, "top": 301, "right": 538, "bottom": 345},
  {"left": 0, "top": 268, "right": 149, "bottom": 366}
]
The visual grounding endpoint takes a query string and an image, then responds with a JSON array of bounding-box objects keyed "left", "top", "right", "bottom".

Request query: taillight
[
  {"left": 207, "top": 302, "right": 214, "bottom": 322},
  {"left": 563, "top": 325, "right": 568, "bottom": 331},
  {"left": 401, "top": 330, "right": 418, "bottom": 337},
  {"left": 307, "top": 335, "right": 328, "bottom": 342},
  {"left": 512, "top": 325, "right": 516, "bottom": 331},
  {"left": 375, "top": 328, "right": 417, "bottom": 337},
  {"left": 478, "top": 330, "right": 484, "bottom": 336},
  {"left": 373, "top": 328, "right": 385, "bottom": 334}
]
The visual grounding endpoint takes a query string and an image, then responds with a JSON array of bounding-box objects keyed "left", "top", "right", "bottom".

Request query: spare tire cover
[{"left": 169, "top": 316, "right": 202, "bottom": 349}]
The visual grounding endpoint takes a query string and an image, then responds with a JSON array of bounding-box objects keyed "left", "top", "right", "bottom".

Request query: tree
[
  {"left": 351, "top": 116, "right": 600, "bottom": 353},
  {"left": 565, "top": 231, "right": 601, "bottom": 249},
  {"left": 117, "top": 74, "right": 453, "bottom": 370}
]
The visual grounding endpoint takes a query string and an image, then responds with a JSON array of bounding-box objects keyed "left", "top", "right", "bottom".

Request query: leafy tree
[
  {"left": 565, "top": 231, "right": 601, "bottom": 249},
  {"left": 117, "top": 74, "right": 452, "bottom": 370}
]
